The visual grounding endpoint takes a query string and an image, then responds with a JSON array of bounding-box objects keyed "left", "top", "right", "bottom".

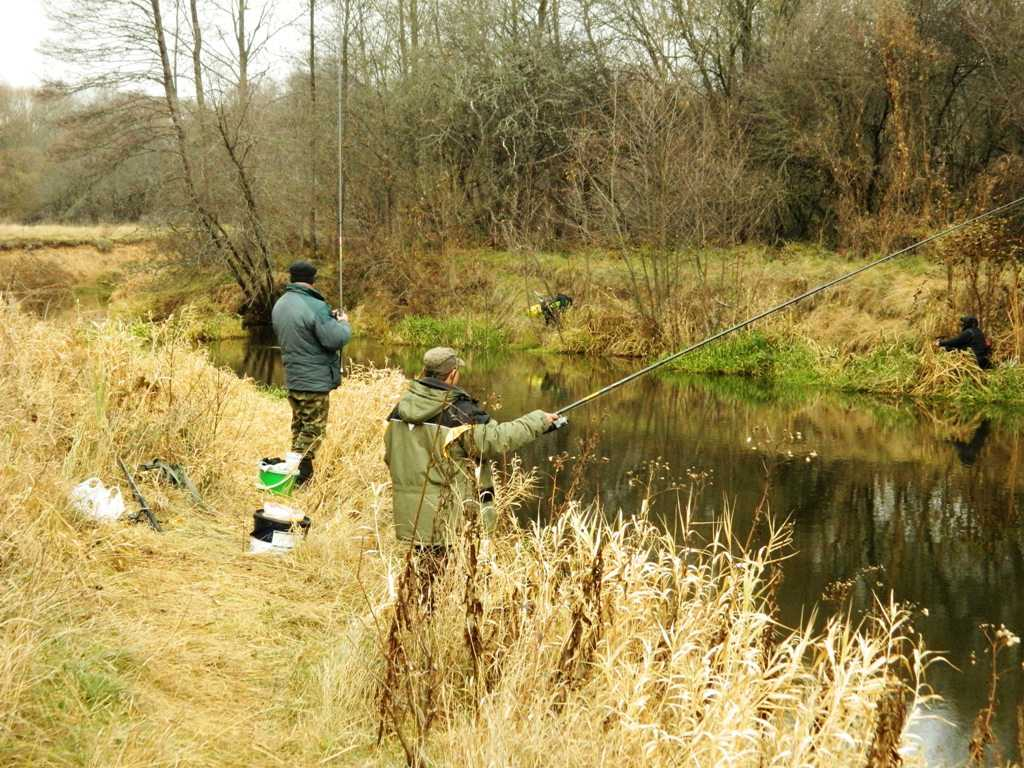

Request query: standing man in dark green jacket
[
  {"left": 384, "top": 347, "right": 560, "bottom": 549},
  {"left": 271, "top": 260, "right": 352, "bottom": 485}
]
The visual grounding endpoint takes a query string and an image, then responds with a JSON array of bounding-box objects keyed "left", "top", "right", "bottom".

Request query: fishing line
[{"left": 555, "top": 195, "right": 1024, "bottom": 417}]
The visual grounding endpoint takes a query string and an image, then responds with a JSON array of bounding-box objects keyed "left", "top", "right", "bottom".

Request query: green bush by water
[
  {"left": 676, "top": 332, "right": 777, "bottom": 376},
  {"left": 393, "top": 315, "right": 507, "bottom": 351}
]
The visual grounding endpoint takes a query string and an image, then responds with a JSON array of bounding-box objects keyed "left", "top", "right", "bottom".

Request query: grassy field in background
[
  {"left": 0, "top": 225, "right": 246, "bottom": 337},
  {"left": 0, "top": 223, "right": 154, "bottom": 250},
  {"left": 0, "top": 229, "right": 155, "bottom": 317}
]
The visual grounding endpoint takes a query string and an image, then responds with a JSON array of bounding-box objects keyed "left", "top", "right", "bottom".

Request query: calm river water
[{"left": 209, "top": 335, "right": 1024, "bottom": 764}]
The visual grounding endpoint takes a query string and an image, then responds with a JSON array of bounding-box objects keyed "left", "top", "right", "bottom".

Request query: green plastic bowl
[{"left": 258, "top": 467, "right": 296, "bottom": 497}]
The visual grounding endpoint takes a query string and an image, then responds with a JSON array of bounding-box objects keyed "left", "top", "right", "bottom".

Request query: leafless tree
[
  {"left": 47, "top": 0, "right": 282, "bottom": 315},
  {"left": 19, "top": 0, "right": 1024, "bottom": 304}
]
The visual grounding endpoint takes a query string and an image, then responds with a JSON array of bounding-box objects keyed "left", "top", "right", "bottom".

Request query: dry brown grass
[
  {"left": 508, "top": 248, "right": 955, "bottom": 358},
  {"left": 0, "top": 302, "right": 404, "bottom": 765},
  {"left": 556, "top": 294, "right": 662, "bottom": 357},
  {"left": 0, "top": 240, "right": 155, "bottom": 316},
  {"left": 909, "top": 346, "right": 990, "bottom": 398},
  {"left": 0, "top": 303, "right": 938, "bottom": 766},
  {"left": 0, "top": 224, "right": 152, "bottom": 250}
]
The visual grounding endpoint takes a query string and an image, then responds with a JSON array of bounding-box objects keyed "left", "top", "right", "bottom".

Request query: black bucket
[{"left": 249, "top": 509, "right": 312, "bottom": 553}]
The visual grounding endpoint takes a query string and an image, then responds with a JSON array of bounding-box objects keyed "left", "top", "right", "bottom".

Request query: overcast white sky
[
  {"left": 0, "top": 2, "right": 51, "bottom": 87},
  {"left": 0, "top": 0, "right": 316, "bottom": 90}
]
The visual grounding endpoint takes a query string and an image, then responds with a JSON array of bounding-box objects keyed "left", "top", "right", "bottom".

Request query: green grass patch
[
  {"left": 189, "top": 311, "right": 245, "bottom": 341},
  {"left": 671, "top": 331, "right": 826, "bottom": 388},
  {"left": 392, "top": 314, "right": 508, "bottom": 351},
  {"left": 123, "top": 310, "right": 245, "bottom": 348},
  {"left": 824, "top": 344, "right": 921, "bottom": 395},
  {"left": 72, "top": 279, "right": 117, "bottom": 305},
  {"left": 256, "top": 382, "right": 289, "bottom": 399},
  {"left": 960, "top": 363, "right": 1024, "bottom": 405},
  {"left": 63, "top": 649, "right": 131, "bottom": 714},
  {"left": 672, "top": 331, "right": 796, "bottom": 378},
  {"left": 672, "top": 330, "right": 1024, "bottom": 405}
]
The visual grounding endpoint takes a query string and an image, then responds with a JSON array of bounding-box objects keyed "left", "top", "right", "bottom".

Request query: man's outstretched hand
[
  {"left": 543, "top": 413, "right": 568, "bottom": 433},
  {"left": 332, "top": 309, "right": 349, "bottom": 323}
]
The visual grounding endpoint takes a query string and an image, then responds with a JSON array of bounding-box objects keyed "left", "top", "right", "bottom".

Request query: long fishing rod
[
  {"left": 336, "top": 0, "right": 349, "bottom": 309},
  {"left": 555, "top": 195, "right": 1024, "bottom": 417}
]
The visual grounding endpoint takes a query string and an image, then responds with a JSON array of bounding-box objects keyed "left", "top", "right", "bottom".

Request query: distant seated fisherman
[
  {"left": 271, "top": 260, "right": 351, "bottom": 485},
  {"left": 384, "top": 347, "right": 561, "bottom": 550},
  {"left": 528, "top": 293, "right": 573, "bottom": 325},
  {"left": 936, "top": 315, "right": 991, "bottom": 370}
]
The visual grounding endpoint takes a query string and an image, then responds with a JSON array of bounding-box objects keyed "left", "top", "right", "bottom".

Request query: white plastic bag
[{"left": 70, "top": 478, "right": 126, "bottom": 522}]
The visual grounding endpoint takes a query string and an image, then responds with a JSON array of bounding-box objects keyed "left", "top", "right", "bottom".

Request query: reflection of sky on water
[
  {"left": 207, "top": 336, "right": 1024, "bottom": 762},
  {"left": 908, "top": 701, "right": 963, "bottom": 767}
]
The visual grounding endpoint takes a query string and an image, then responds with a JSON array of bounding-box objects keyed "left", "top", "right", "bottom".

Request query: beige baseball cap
[{"left": 423, "top": 347, "right": 465, "bottom": 376}]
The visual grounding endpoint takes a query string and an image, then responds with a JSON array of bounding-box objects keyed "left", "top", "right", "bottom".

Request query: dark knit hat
[
  {"left": 960, "top": 315, "right": 978, "bottom": 330},
  {"left": 288, "top": 260, "right": 317, "bottom": 284}
]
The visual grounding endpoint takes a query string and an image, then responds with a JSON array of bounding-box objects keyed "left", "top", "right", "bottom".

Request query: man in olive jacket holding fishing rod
[
  {"left": 272, "top": 260, "right": 351, "bottom": 485},
  {"left": 384, "top": 347, "right": 560, "bottom": 553}
]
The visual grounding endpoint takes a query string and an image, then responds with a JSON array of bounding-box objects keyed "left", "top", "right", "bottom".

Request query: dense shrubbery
[{"left": 8, "top": 0, "right": 1024, "bottom": 263}]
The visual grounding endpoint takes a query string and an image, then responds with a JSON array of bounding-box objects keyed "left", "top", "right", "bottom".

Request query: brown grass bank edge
[
  {"left": 0, "top": 224, "right": 155, "bottom": 251},
  {"left": 0, "top": 302, "right": 939, "bottom": 766},
  {"left": 0, "top": 231, "right": 248, "bottom": 340},
  {"left": 16, "top": 232, "right": 1017, "bottom": 401}
]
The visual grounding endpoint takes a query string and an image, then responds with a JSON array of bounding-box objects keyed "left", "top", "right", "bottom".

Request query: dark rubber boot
[{"left": 296, "top": 456, "right": 314, "bottom": 486}]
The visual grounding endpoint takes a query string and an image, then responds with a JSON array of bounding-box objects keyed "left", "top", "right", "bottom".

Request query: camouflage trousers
[{"left": 288, "top": 391, "right": 331, "bottom": 459}]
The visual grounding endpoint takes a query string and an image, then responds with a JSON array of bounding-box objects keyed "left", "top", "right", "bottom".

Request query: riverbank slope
[
  {"left": 5, "top": 225, "right": 1022, "bottom": 403},
  {"left": 0, "top": 304, "right": 933, "bottom": 766}
]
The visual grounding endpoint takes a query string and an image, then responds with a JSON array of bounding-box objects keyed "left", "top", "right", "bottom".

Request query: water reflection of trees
[
  {"left": 242, "top": 342, "right": 282, "bottom": 387},
  {"left": 505, "top": 368, "right": 1024, "bottom": 758}
]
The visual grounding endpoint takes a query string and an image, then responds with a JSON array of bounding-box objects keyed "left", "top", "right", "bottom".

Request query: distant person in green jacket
[
  {"left": 384, "top": 347, "right": 560, "bottom": 552},
  {"left": 271, "top": 260, "right": 351, "bottom": 485}
]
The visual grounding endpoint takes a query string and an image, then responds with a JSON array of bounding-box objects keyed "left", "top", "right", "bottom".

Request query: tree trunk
[
  {"left": 397, "top": 0, "right": 408, "bottom": 76},
  {"left": 337, "top": 0, "right": 352, "bottom": 307},
  {"left": 409, "top": 0, "right": 418, "bottom": 53},
  {"left": 216, "top": 107, "right": 277, "bottom": 307},
  {"left": 150, "top": 0, "right": 270, "bottom": 315},
  {"left": 308, "top": 0, "right": 319, "bottom": 258},
  {"left": 237, "top": 0, "right": 249, "bottom": 101},
  {"left": 189, "top": 0, "right": 205, "bottom": 110}
]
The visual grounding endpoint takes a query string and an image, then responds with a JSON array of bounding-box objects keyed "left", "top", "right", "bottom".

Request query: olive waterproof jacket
[
  {"left": 384, "top": 378, "right": 548, "bottom": 546},
  {"left": 271, "top": 284, "right": 351, "bottom": 392}
]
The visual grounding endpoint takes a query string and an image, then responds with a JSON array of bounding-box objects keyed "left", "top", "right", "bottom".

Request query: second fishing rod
[{"left": 547, "top": 195, "right": 1024, "bottom": 425}]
